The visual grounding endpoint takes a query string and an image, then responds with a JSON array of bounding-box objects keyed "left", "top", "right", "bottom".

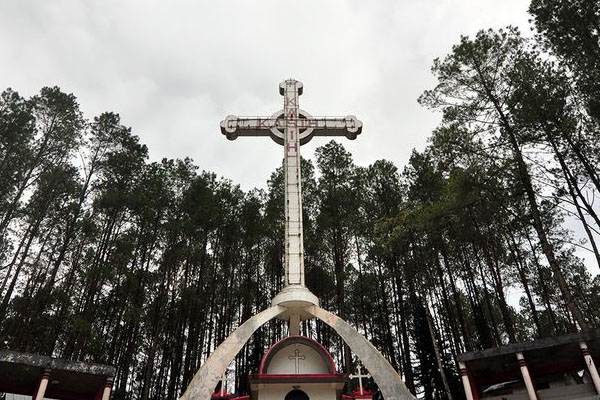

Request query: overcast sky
[{"left": 0, "top": 0, "right": 532, "bottom": 189}]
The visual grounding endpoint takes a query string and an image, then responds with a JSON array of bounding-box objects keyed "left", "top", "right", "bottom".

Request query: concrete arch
[
  {"left": 180, "top": 305, "right": 285, "bottom": 400},
  {"left": 307, "top": 306, "right": 416, "bottom": 400},
  {"left": 181, "top": 304, "right": 415, "bottom": 400}
]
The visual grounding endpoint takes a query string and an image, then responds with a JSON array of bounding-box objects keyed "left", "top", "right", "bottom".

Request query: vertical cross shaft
[
  {"left": 282, "top": 79, "right": 304, "bottom": 286},
  {"left": 288, "top": 349, "right": 306, "bottom": 373}
]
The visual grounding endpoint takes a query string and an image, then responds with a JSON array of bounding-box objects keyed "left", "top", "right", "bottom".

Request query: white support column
[
  {"left": 458, "top": 362, "right": 474, "bottom": 400},
  {"left": 516, "top": 352, "right": 537, "bottom": 400},
  {"left": 580, "top": 341, "right": 600, "bottom": 394},
  {"left": 101, "top": 379, "right": 113, "bottom": 400},
  {"left": 289, "top": 314, "right": 300, "bottom": 336},
  {"left": 34, "top": 369, "right": 51, "bottom": 400}
]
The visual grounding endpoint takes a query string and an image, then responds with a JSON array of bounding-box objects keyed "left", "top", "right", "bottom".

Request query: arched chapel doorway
[{"left": 284, "top": 389, "right": 309, "bottom": 400}]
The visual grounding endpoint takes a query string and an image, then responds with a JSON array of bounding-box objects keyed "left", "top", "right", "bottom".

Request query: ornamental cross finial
[
  {"left": 350, "top": 363, "right": 371, "bottom": 395},
  {"left": 218, "top": 369, "right": 234, "bottom": 397},
  {"left": 288, "top": 349, "right": 306, "bottom": 373},
  {"left": 221, "top": 79, "right": 362, "bottom": 287}
]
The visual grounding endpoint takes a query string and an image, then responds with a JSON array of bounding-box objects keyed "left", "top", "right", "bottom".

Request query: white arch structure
[
  {"left": 309, "top": 306, "right": 415, "bottom": 400},
  {"left": 180, "top": 306, "right": 285, "bottom": 400},
  {"left": 180, "top": 305, "right": 416, "bottom": 400}
]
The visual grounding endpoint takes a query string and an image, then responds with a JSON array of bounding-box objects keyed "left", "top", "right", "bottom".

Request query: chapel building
[{"left": 213, "top": 336, "right": 373, "bottom": 400}]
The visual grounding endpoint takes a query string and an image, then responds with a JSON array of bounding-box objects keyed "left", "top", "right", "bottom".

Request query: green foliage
[{"left": 529, "top": 0, "right": 600, "bottom": 118}]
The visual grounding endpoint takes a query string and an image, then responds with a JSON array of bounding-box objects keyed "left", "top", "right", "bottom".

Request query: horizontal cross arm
[
  {"left": 221, "top": 115, "right": 363, "bottom": 142},
  {"left": 220, "top": 116, "right": 275, "bottom": 140},
  {"left": 309, "top": 115, "right": 362, "bottom": 140}
]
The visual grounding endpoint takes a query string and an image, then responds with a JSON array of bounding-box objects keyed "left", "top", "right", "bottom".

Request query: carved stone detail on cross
[
  {"left": 288, "top": 349, "right": 306, "bottom": 374},
  {"left": 350, "top": 363, "right": 371, "bottom": 395},
  {"left": 221, "top": 79, "right": 362, "bottom": 292}
]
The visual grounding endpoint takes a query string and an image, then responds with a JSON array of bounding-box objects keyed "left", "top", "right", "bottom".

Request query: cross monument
[
  {"left": 221, "top": 79, "right": 362, "bottom": 334},
  {"left": 182, "top": 79, "right": 416, "bottom": 400}
]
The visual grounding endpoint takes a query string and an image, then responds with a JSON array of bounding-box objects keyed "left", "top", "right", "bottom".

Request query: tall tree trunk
[
  {"left": 424, "top": 298, "right": 454, "bottom": 400},
  {"left": 439, "top": 240, "right": 473, "bottom": 351},
  {"left": 397, "top": 261, "right": 416, "bottom": 394},
  {"left": 433, "top": 253, "right": 463, "bottom": 354},
  {"left": 332, "top": 229, "right": 353, "bottom": 372},
  {"left": 471, "top": 247, "right": 502, "bottom": 344},
  {"left": 375, "top": 258, "right": 398, "bottom": 370},
  {"left": 0, "top": 218, "right": 42, "bottom": 319},
  {"left": 479, "top": 68, "right": 589, "bottom": 329},
  {"left": 547, "top": 135, "right": 600, "bottom": 268},
  {"left": 506, "top": 234, "right": 542, "bottom": 337},
  {"left": 560, "top": 130, "right": 600, "bottom": 194}
]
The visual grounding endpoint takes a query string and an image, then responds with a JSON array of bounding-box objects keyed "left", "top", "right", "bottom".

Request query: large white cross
[
  {"left": 221, "top": 79, "right": 362, "bottom": 287},
  {"left": 350, "top": 363, "right": 371, "bottom": 395}
]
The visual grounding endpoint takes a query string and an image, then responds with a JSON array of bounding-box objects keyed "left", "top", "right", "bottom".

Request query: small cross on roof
[{"left": 349, "top": 363, "right": 371, "bottom": 395}]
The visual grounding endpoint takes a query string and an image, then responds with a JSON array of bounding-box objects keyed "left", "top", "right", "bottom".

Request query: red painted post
[
  {"left": 33, "top": 369, "right": 52, "bottom": 400},
  {"left": 101, "top": 378, "right": 113, "bottom": 400}
]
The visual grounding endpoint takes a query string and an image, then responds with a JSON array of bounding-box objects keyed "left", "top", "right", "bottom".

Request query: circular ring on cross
[{"left": 269, "top": 109, "right": 315, "bottom": 145}]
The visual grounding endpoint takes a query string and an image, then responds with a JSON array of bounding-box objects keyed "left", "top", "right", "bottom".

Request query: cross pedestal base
[{"left": 271, "top": 285, "right": 319, "bottom": 322}]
